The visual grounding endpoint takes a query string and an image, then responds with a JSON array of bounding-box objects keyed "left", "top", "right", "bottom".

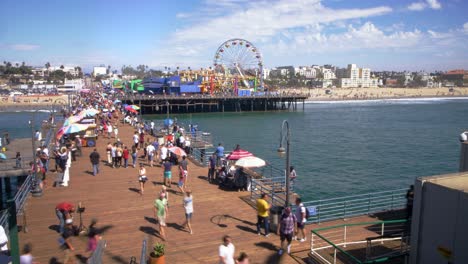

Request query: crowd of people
[{"left": 0, "top": 87, "right": 306, "bottom": 264}]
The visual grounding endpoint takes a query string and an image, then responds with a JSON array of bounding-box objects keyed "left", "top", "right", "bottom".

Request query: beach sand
[{"left": 293, "top": 87, "right": 468, "bottom": 101}]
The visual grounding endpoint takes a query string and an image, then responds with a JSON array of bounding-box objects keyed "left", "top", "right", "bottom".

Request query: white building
[
  {"left": 93, "top": 66, "right": 107, "bottom": 77},
  {"left": 338, "top": 64, "right": 378, "bottom": 88},
  {"left": 263, "top": 68, "right": 271, "bottom": 80},
  {"left": 57, "top": 79, "right": 84, "bottom": 93},
  {"left": 32, "top": 66, "right": 79, "bottom": 77}
]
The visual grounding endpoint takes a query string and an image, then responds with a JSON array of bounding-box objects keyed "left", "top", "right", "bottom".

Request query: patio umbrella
[
  {"left": 56, "top": 124, "right": 89, "bottom": 139},
  {"left": 125, "top": 105, "right": 139, "bottom": 112},
  {"left": 235, "top": 156, "right": 266, "bottom": 168},
  {"left": 78, "top": 108, "right": 99, "bottom": 118},
  {"left": 168, "top": 147, "right": 187, "bottom": 157},
  {"left": 164, "top": 118, "right": 174, "bottom": 127},
  {"left": 63, "top": 115, "right": 83, "bottom": 126},
  {"left": 126, "top": 108, "right": 138, "bottom": 114},
  {"left": 127, "top": 105, "right": 140, "bottom": 110},
  {"left": 227, "top": 149, "right": 254, "bottom": 160},
  {"left": 0, "top": 153, "right": 6, "bottom": 160}
]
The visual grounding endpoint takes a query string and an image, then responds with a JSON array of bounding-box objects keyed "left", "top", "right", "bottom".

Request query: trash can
[{"left": 269, "top": 206, "right": 284, "bottom": 232}]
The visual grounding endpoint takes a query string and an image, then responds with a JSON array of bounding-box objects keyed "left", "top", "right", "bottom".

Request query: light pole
[
  {"left": 277, "top": 120, "right": 290, "bottom": 208},
  {"left": 28, "top": 114, "right": 42, "bottom": 196}
]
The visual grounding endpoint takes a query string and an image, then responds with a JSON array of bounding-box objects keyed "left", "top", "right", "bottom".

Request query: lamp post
[
  {"left": 28, "top": 114, "right": 42, "bottom": 196},
  {"left": 277, "top": 120, "right": 290, "bottom": 208}
]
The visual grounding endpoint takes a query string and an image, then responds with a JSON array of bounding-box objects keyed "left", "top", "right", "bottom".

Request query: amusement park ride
[{"left": 115, "top": 38, "right": 265, "bottom": 95}]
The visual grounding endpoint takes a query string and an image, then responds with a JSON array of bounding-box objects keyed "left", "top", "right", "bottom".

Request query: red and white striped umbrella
[
  {"left": 227, "top": 149, "right": 254, "bottom": 160},
  {"left": 168, "top": 146, "right": 187, "bottom": 157}
]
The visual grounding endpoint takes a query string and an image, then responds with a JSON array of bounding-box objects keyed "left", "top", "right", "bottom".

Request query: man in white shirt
[
  {"left": 160, "top": 145, "right": 168, "bottom": 163},
  {"left": 218, "top": 235, "right": 235, "bottom": 264},
  {"left": 294, "top": 197, "right": 307, "bottom": 242},
  {"left": 146, "top": 144, "right": 156, "bottom": 167},
  {"left": 35, "top": 130, "right": 42, "bottom": 142},
  {"left": 133, "top": 132, "right": 139, "bottom": 148}
]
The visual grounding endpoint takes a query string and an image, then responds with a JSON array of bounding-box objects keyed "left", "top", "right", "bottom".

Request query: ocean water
[
  {"left": 0, "top": 111, "right": 50, "bottom": 139},
  {"left": 146, "top": 98, "right": 468, "bottom": 201}
]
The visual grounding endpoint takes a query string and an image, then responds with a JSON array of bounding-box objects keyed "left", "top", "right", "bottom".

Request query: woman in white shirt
[{"left": 182, "top": 190, "right": 193, "bottom": 234}]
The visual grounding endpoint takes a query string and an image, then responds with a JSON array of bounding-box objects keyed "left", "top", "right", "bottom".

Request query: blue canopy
[{"left": 164, "top": 118, "right": 174, "bottom": 127}]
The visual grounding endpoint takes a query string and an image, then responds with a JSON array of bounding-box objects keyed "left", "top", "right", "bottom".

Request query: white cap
[{"left": 65, "top": 218, "right": 73, "bottom": 224}]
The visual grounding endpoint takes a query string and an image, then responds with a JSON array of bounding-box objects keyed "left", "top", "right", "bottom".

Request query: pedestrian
[
  {"left": 294, "top": 197, "right": 307, "bottom": 242},
  {"left": 215, "top": 143, "right": 224, "bottom": 168},
  {"left": 0, "top": 225, "right": 8, "bottom": 256},
  {"left": 55, "top": 202, "right": 75, "bottom": 234},
  {"left": 153, "top": 193, "right": 168, "bottom": 241},
  {"left": 20, "top": 243, "right": 36, "bottom": 264},
  {"left": 219, "top": 235, "right": 235, "bottom": 264},
  {"left": 131, "top": 145, "right": 138, "bottom": 168},
  {"left": 61, "top": 218, "right": 75, "bottom": 264},
  {"left": 113, "top": 125, "right": 119, "bottom": 139},
  {"left": 111, "top": 144, "right": 117, "bottom": 168},
  {"left": 107, "top": 123, "right": 112, "bottom": 138},
  {"left": 277, "top": 207, "right": 297, "bottom": 256},
  {"left": 4, "top": 132, "right": 9, "bottom": 145},
  {"left": 89, "top": 149, "right": 100, "bottom": 176},
  {"left": 35, "top": 130, "right": 42, "bottom": 143},
  {"left": 123, "top": 146, "right": 129, "bottom": 168},
  {"left": 208, "top": 153, "right": 216, "bottom": 183},
  {"left": 179, "top": 155, "right": 189, "bottom": 187},
  {"left": 160, "top": 185, "right": 170, "bottom": 208},
  {"left": 86, "top": 218, "right": 101, "bottom": 259},
  {"left": 138, "top": 163, "right": 148, "bottom": 195},
  {"left": 116, "top": 144, "right": 123, "bottom": 167},
  {"left": 289, "top": 166, "right": 297, "bottom": 184},
  {"left": 139, "top": 132, "right": 145, "bottom": 148},
  {"left": 256, "top": 193, "right": 270, "bottom": 237},
  {"left": 133, "top": 131, "right": 139, "bottom": 148},
  {"left": 146, "top": 143, "right": 155, "bottom": 167},
  {"left": 406, "top": 185, "right": 414, "bottom": 219},
  {"left": 160, "top": 144, "right": 168, "bottom": 163},
  {"left": 15, "top": 152, "right": 22, "bottom": 168},
  {"left": 182, "top": 189, "right": 193, "bottom": 234},
  {"left": 163, "top": 160, "right": 172, "bottom": 187},
  {"left": 106, "top": 142, "right": 113, "bottom": 166},
  {"left": 236, "top": 252, "right": 249, "bottom": 264}
]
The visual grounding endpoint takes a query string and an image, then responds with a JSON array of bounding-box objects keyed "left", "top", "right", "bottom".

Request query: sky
[{"left": 0, "top": 0, "right": 467, "bottom": 72}]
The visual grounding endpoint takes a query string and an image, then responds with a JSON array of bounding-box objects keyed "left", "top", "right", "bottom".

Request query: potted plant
[{"left": 149, "top": 242, "right": 165, "bottom": 264}]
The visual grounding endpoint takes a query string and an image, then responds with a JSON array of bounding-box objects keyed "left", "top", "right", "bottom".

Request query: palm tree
[
  {"left": 60, "top": 65, "right": 64, "bottom": 70},
  {"left": 15, "top": 63, "right": 19, "bottom": 68}
]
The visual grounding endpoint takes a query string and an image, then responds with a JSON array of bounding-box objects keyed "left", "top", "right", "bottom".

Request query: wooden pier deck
[{"left": 17, "top": 122, "right": 402, "bottom": 264}]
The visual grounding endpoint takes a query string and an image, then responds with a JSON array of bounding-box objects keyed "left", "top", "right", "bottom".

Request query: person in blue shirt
[
  {"left": 215, "top": 143, "right": 224, "bottom": 168},
  {"left": 208, "top": 153, "right": 216, "bottom": 183}
]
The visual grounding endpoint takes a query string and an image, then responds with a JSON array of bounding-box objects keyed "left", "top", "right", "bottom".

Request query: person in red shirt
[
  {"left": 122, "top": 146, "right": 130, "bottom": 168},
  {"left": 55, "top": 202, "right": 75, "bottom": 234}
]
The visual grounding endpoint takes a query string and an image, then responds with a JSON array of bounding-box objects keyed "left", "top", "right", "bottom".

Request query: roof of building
[{"left": 418, "top": 171, "right": 468, "bottom": 193}]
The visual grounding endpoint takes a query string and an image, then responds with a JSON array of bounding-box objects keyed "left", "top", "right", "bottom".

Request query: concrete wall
[{"left": 410, "top": 179, "right": 468, "bottom": 264}]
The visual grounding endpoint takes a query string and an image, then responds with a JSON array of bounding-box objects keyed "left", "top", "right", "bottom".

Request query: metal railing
[
  {"left": 310, "top": 219, "right": 409, "bottom": 264},
  {"left": 0, "top": 158, "right": 34, "bottom": 171},
  {"left": 0, "top": 112, "right": 59, "bottom": 234},
  {"left": 302, "top": 189, "right": 407, "bottom": 224},
  {"left": 250, "top": 176, "right": 289, "bottom": 207}
]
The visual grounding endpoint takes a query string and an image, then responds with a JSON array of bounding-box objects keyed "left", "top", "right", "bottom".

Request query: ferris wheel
[{"left": 213, "top": 38, "right": 263, "bottom": 89}]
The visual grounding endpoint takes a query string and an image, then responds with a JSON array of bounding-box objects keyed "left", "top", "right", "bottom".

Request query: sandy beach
[{"left": 300, "top": 87, "right": 468, "bottom": 101}]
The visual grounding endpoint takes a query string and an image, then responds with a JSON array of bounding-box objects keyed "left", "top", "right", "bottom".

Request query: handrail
[
  {"left": 302, "top": 188, "right": 407, "bottom": 224},
  {"left": 310, "top": 219, "right": 409, "bottom": 264},
  {"left": 139, "top": 238, "right": 147, "bottom": 264}
]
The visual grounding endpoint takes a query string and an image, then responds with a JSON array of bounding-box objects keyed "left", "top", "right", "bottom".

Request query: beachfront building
[
  {"left": 263, "top": 68, "right": 271, "bottom": 80},
  {"left": 57, "top": 79, "right": 84, "bottom": 93},
  {"left": 338, "top": 64, "right": 378, "bottom": 88},
  {"left": 32, "top": 66, "right": 80, "bottom": 77},
  {"left": 93, "top": 66, "right": 107, "bottom": 77}
]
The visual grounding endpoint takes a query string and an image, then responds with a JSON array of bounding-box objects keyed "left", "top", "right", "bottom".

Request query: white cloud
[
  {"left": 463, "top": 22, "right": 468, "bottom": 34},
  {"left": 407, "top": 0, "right": 441, "bottom": 11},
  {"left": 154, "top": 0, "right": 392, "bottom": 66},
  {"left": 407, "top": 2, "right": 426, "bottom": 11},
  {"left": 426, "top": 0, "right": 441, "bottom": 9},
  {"left": 10, "top": 44, "right": 40, "bottom": 51}
]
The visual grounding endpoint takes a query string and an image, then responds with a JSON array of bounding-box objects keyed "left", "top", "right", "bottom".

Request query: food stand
[{"left": 79, "top": 119, "right": 98, "bottom": 147}]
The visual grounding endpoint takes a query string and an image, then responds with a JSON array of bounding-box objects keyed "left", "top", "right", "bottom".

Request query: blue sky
[{"left": 0, "top": 0, "right": 467, "bottom": 72}]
